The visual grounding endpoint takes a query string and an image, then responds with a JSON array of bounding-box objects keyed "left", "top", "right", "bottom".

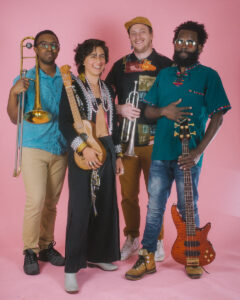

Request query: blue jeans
[{"left": 142, "top": 160, "right": 201, "bottom": 252}]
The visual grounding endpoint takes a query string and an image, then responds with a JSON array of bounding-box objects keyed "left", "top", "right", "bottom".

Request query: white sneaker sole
[
  {"left": 154, "top": 255, "right": 165, "bottom": 262},
  {"left": 121, "top": 248, "right": 139, "bottom": 261}
]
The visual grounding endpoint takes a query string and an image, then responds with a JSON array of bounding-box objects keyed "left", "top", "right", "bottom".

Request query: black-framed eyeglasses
[
  {"left": 174, "top": 39, "right": 197, "bottom": 48},
  {"left": 37, "top": 41, "right": 60, "bottom": 50}
]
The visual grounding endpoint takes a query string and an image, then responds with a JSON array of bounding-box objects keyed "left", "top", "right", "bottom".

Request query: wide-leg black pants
[{"left": 65, "top": 136, "right": 120, "bottom": 273}]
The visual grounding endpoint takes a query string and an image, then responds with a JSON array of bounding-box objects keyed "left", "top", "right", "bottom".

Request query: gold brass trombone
[
  {"left": 21, "top": 37, "right": 52, "bottom": 124},
  {"left": 13, "top": 36, "right": 52, "bottom": 177}
]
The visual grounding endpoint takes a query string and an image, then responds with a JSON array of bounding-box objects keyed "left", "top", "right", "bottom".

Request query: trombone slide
[{"left": 13, "top": 70, "right": 27, "bottom": 177}]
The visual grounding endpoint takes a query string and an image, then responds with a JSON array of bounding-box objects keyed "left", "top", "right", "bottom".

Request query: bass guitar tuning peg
[
  {"left": 191, "top": 131, "right": 196, "bottom": 135},
  {"left": 174, "top": 123, "right": 180, "bottom": 128},
  {"left": 174, "top": 131, "right": 179, "bottom": 137}
]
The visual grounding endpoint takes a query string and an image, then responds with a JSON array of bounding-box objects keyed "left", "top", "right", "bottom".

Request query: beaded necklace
[
  {"left": 73, "top": 73, "right": 114, "bottom": 135},
  {"left": 85, "top": 76, "right": 110, "bottom": 113}
]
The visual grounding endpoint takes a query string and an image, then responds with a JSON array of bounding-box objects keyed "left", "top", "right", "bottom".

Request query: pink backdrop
[{"left": 0, "top": 0, "right": 240, "bottom": 299}]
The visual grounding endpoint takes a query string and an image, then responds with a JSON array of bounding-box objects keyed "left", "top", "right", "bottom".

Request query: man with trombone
[
  {"left": 7, "top": 30, "right": 67, "bottom": 275},
  {"left": 106, "top": 17, "right": 172, "bottom": 261}
]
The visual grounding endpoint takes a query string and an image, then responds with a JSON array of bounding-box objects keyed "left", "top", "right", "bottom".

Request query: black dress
[{"left": 59, "top": 74, "right": 121, "bottom": 273}]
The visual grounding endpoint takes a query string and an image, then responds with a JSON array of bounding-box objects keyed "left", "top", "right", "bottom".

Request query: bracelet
[
  {"left": 76, "top": 142, "right": 88, "bottom": 154},
  {"left": 116, "top": 152, "right": 124, "bottom": 158}
]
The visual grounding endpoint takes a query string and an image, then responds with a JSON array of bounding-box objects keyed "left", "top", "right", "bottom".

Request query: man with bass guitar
[{"left": 125, "top": 21, "right": 231, "bottom": 280}]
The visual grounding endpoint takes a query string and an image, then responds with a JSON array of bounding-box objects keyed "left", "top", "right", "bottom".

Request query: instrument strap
[{"left": 90, "top": 169, "right": 101, "bottom": 216}]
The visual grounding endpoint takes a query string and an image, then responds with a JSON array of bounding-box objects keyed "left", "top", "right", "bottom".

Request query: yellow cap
[{"left": 124, "top": 16, "right": 152, "bottom": 31}]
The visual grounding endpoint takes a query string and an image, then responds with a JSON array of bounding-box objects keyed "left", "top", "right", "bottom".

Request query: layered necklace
[
  {"left": 74, "top": 73, "right": 114, "bottom": 135},
  {"left": 85, "top": 76, "right": 110, "bottom": 113}
]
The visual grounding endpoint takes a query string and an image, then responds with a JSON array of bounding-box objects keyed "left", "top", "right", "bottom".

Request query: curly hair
[
  {"left": 34, "top": 30, "right": 59, "bottom": 47},
  {"left": 74, "top": 39, "right": 109, "bottom": 74},
  {"left": 173, "top": 21, "right": 208, "bottom": 46}
]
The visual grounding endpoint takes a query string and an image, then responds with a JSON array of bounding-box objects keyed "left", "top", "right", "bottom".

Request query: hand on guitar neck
[
  {"left": 178, "top": 148, "right": 202, "bottom": 170},
  {"left": 178, "top": 111, "right": 224, "bottom": 170}
]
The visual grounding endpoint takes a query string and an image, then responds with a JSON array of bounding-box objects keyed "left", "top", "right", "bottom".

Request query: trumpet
[
  {"left": 13, "top": 36, "right": 52, "bottom": 177},
  {"left": 120, "top": 81, "right": 139, "bottom": 157}
]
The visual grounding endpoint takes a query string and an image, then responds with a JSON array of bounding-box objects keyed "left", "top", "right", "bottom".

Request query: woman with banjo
[{"left": 59, "top": 39, "right": 123, "bottom": 293}]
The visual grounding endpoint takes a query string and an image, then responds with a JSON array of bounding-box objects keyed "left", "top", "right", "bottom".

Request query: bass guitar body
[
  {"left": 171, "top": 204, "right": 216, "bottom": 266},
  {"left": 74, "top": 119, "right": 106, "bottom": 170}
]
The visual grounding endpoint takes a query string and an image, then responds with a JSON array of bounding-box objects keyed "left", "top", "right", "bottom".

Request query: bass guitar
[
  {"left": 60, "top": 65, "right": 106, "bottom": 170},
  {"left": 171, "top": 119, "right": 216, "bottom": 267}
]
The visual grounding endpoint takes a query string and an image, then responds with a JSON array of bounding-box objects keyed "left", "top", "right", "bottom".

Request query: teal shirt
[
  {"left": 144, "top": 64, "right": 231, "bottom": 165},
  {"left": 14, "top": 66, "right": 67, "bottom": 155}
]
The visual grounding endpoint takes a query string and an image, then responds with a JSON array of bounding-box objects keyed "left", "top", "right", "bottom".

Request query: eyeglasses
[
  {"left": 37, "top": 41, "right": 60, "bottom": 50},
  {"left": 174, "top": 39, "right": 197, "bottom": 48}
]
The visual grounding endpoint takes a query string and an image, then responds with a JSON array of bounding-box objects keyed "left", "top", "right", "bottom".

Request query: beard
[{"left": 173, "top": 48, "right": 200, "bottom": 67}]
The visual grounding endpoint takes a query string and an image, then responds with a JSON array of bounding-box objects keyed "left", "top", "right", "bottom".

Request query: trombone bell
[{"left": 24, "top": 110, "right": 52, "bottom": 124}]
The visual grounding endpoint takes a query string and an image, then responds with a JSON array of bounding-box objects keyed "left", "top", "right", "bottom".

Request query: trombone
[
  {"left": 120, "top": 81, "right": 139, "bottom": 157},
  {"left": 13, "top": 36, "right": 52, "bottom": 177}
]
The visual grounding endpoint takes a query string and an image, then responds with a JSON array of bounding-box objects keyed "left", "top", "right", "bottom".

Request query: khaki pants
[
  {"left": 22, "top": 147, "right": 67, "bottom": 253},
  {"left": 120, "top": 144, "right": 164, "bottom": 239}
]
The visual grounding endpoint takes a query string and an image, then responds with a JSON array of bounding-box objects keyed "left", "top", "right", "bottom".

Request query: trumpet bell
[
  {"left": 124, "top": 149, "right": 138, "bottom": 157},
  {"left": 24, "top": 110, "right": 52, "bottom": 124}
]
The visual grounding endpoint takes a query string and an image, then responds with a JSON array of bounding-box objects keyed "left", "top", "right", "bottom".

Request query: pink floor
[{"left": 1, "top": 198, "right": 240, "bottom": 300}]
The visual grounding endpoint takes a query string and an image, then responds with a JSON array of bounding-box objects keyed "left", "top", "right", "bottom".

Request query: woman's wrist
[
  {"left": 76, "top": 142, "right": 88, "bottom": 154},
  {"left": 116, "top": 152, "right": 123, "bottom": 158}
]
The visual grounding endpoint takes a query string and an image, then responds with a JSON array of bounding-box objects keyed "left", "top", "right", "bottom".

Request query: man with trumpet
[
  {"left": 106, "top": 17, "right": 172, "bottom": 261},
  {"left": 7, "top": 30, "right": 67, "bottom": 275}
]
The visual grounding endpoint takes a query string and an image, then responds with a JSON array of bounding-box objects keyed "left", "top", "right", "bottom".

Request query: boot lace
[
  {"left": 46, "top": 241, "right": 61, "bottom": 257},
  {"left": 25, "top": 250, "right": 37, "bottom": 264},
  {"left": 132, "top": 255, "right": 145, "bottom": 269}
]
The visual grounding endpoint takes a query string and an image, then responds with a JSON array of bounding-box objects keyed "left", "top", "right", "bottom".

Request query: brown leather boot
[
  {"left": 185, "top": 266, "right": 203, "bottom": 279},
  {"left": 125, "top": 249, "right": 156, "bottom": 280}
]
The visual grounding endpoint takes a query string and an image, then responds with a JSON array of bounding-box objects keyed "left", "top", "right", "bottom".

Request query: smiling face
[
  {"left": 173, "top": 29, "right": 202, "bottom": 67},
  {"left": 84, "top": 47, "right": 106, "bottom": 78},
  {"left": 129, "top": 23, "right": 153, "bottom": 56},
  {"left": 34, "top": 33, "right": 59, "bottom": 66}
]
